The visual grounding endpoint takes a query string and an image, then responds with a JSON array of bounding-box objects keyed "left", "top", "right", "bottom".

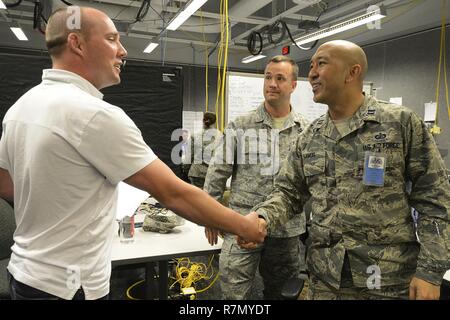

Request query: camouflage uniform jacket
[
  {"left": 204, "top": 103, "right": 309, "bottom": 237},
  {"left": 254, "top": 95, "right": 450, "bottom": 287},
  {"left": 188, "top": 127, "right": 219, "bottom": 179}
]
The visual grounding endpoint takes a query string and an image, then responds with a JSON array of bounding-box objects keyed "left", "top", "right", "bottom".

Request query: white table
[
  {"left": 112, "top": 183, "right": 222, "bottom": 299},
  {"left": 111, "top": 217, "right": 222, "bottom": 300},
  {"left": 111, "top": 218, "right": 222, "bottom": 265}
]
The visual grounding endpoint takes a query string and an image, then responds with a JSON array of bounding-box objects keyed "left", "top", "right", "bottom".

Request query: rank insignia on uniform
[{"left": 374, "top": 132, "right": 387, "bottom": 140}]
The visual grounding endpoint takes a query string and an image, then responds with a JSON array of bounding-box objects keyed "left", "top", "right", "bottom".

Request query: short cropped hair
[
  {"left": 267, "top": 55, "right": 299, "bottom": 80},
  {"left": 45, "top": 7, "right": 90, "bottom": 57}
]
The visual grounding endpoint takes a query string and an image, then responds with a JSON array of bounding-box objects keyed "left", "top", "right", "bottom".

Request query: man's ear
[
  {"left": 291, "top": 78, "right": 297, "bottom": 92},
  {"left": 67, "top": 32, "right": 83, "bottom": 57},
  {"left": 345, "top": 64, "right": 362, "bottom": 83}
]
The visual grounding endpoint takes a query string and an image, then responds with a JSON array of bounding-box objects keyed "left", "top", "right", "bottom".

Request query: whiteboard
[
  {"left": 226, "top": 71, "right": 372, "bottom": 124},
  {"left": 182, "top": 111, "right": 203, "bottom": 136}
]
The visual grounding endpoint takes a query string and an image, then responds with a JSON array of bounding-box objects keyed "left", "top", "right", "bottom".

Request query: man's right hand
[
  {"left": 238, "top": 211, "right": 267, "bottom": 245},
  {"left": 205, "top": 227, "right": 220, "bottom": 245}
]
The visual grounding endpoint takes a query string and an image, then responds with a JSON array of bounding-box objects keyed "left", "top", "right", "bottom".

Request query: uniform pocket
[
  {"left": 308, "top": 224, "right": 331, "bottom": 247},
  {"left": 303, "top": 152, "right": 326, "bottom": 187},
  {"left": 366, "top": 220, "right": 416, "bottom": 245},
  {"left": 303, "top": 154, "right": 325, "bottom": 176}
]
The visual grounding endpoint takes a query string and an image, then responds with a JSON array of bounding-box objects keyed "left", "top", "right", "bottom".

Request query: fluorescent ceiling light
[
  {"left": 166, "top": 0, "right": 208, "bottom": 31},
  {"left": 241, "top": 54, "right": 266, "bottom": 64},
  {"left": 10, "top": 27, "right": 28, "bottom": 41},
  {"left": 0, "top": 1, "right": 6, "bottom": 9},
  {"left": 295, "top": 6, "right": 386, "bottom": 45},
  {"left": 143, "top": 42, "right": 159, "bottom": 53}
]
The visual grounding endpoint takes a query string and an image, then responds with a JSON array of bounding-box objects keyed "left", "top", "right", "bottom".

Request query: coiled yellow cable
[{"left": 169, "top": 255, "right": 219, "bottom": 298}]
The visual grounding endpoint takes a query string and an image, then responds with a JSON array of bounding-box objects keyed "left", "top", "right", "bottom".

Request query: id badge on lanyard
[{"left": 363, "top": 151, "right": 386, "bottom": 187}]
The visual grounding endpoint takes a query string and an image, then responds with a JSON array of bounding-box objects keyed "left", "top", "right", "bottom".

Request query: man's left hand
[{"left": 409, "top": 277, "right": 440, "bottom": 300}]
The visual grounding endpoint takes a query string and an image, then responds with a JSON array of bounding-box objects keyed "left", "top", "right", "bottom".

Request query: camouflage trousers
[
  {"left": 189, "top": 176, "right": 205, "bottom": 189},
  {"left": 307, "top": 274, "right": 410, "bottom": 300},
  {"left": 219, "top": 234, "right": 305, "bottom": 300}
]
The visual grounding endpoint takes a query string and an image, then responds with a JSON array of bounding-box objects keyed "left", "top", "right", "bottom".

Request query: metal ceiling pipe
[{"left": 228, "top": 0, "right": 274, "bottom": 18}]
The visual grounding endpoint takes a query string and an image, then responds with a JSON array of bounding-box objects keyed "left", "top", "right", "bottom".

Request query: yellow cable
[
  {"left": 172, "top": 258, "right": 205, "bottom": 288},
  {"left": 219, "top": 0, "right": 229, "bottom": 132},
  {"left": 200, "top": 9, "right": 209, "bottom": 112},
  {"left": 125, "top": 279, "right": 145, "bottom": 300},
  {"left": 435, "top": 0, "right": 449, "bottom": 123},
  {"left": 205, "top": 56, "right": 209, "bottom": 113},
  {"left": 206, "top": 252, "right": 214, "bottom": 269},
  {"left": 223, "top": 0, "right": 229, "bottom": 132},
  {"left": 125, "top": 255, "right": 220, "bottom": 300},
  {"left": 195, "top": 255, "right": 220, "bottom": 293},
  {"left": 434, "top": 7, "right": 443, "bottom": 125},
  {"left": 169, "top": 255, "right": 220, "bottom": 296},
  {"left": 442, "top": 1, "right": 449, "bottom": 119},
  {"left": 214, "top": 0, "right": 224, "bottom": 127},
  {"left": 195, "top": 271, "right": 220, "bottom": 293},
  {"left": 217, "top": 0, "right": 224, "bottom": 131}
]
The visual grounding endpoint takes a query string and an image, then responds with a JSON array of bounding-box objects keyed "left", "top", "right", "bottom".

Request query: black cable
[
  {"left": 4, "top": 0, "right": 22, "bottom": 7},
  {"left": 59, "top": 0, "right": 73, "bottom": 5},
  {"left": 149, "top": 1, "right": 165, "bottom": 23},
  {"left": 267, "top": 21, "right": 286, "bottom": 45},
  {"left": 312, "top": 1, "right": 326, "bottom": 24},
  {"left": 246, "top": 31, "right": 263, "bottom": 55},
  {"left": 112, "top": 0, "right": 134, "bottom": 20},
  {"left": 281, "top": 20, "right": 318, "bottom": 51},
  {"left": 33, "top": 0, "right": 41, "bottom": 30},
  {"left": 283, "top": 1, "right": 327, "bottom": 51},
  {"left": 40, "top": 13, "right": 47, "bottom": 24},
  {"left": 33, "top": 0, "right": 46, "bottom": 35},
  {"left": 134, "top": 0, "right": 150, "bottom": 23},
  {"left": 208, "top": 34, "right": 221, "bottom": 58}
]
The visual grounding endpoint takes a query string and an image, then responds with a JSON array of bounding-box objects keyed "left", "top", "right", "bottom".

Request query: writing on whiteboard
[{"left": 226, "top": 72, "right": 327, "bottom": 124}]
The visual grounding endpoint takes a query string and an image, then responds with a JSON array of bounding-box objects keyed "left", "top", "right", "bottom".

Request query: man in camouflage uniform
[
  {"left": 188, "top": 112, "right": 218, "bottom": 188},
  {"left": 249, "top": 40, "right": 450, "bottom": 300},
  {"left": 204, "top": 56, "right": 309, "bottom": 299}
]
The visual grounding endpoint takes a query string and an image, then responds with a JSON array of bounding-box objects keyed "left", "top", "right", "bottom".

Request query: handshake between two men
[{"left": 205, "top": 211, "right": 266, "bottom": 249}]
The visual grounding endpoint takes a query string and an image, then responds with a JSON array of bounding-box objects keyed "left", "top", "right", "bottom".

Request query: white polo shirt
[{"left": 0, "top": 69, "right": 157, "bottom": 299}]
